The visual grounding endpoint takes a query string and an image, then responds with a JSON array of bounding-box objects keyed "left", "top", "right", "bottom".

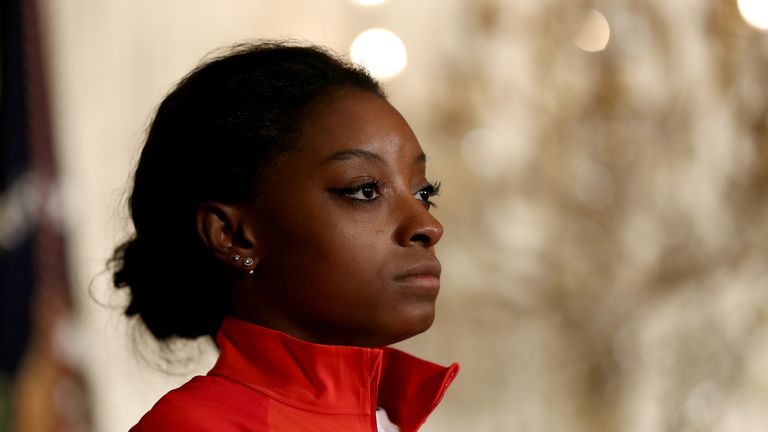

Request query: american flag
[{"left": 1, "top": 0, "right": 90, "bottom": 430}]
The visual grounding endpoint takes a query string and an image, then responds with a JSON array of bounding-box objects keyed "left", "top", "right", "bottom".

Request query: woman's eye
[
  {"left": 414, "top": 182, "right": 441, "bottom": 208},
  {"left": 415, "top": 189, "right": 431, "bottom": 201},
  {"left": 344, "top": 183, "right": 380, "bottom": 201}
]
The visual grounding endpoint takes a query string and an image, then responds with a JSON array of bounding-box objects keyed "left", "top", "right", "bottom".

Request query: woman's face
[{"left": 243, "top": 88, "right": 443, "bottom": 347}]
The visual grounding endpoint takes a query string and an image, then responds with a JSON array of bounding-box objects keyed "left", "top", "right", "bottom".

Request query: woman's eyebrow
[
  {"left": 323, "top": 149, "right": 427, "bottom": 164},
  {"left": 324, "top": 149, "right": 384, "bottom": 164}
]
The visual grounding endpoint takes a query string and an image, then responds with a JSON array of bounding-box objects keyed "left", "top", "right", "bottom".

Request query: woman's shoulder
[{"left": 129, "top": 375, "right": 270, "bottom": 431}]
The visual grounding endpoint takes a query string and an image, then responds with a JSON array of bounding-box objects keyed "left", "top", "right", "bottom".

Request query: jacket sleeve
[
  {"left": 129, "top": 377, "right": 270, "bottom": 431},
  {"left": 130, "top": 406, "right": 224, "bottom": 431}
]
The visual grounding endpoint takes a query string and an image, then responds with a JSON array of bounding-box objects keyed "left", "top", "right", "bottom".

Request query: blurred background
[{"left": 3, "top": 0, "right": 768, "bottom": 430}]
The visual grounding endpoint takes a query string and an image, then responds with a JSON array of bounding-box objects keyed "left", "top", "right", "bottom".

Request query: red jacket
[{"left": 131, "top": 317, "right": 459, "bottom": 431}]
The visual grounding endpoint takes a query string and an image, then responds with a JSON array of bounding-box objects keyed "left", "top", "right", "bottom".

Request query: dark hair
[{"left": 110, "top": 41, "right": 384, "bottom": 342}]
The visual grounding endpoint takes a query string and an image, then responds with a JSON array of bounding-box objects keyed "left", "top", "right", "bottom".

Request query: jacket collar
[{"left": 209, "top": 317, "right": 459, "bottom": 431}]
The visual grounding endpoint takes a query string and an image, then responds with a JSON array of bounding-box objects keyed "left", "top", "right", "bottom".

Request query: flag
[{"left": 0, "top": 0, "right": 90, "bottom": 430}]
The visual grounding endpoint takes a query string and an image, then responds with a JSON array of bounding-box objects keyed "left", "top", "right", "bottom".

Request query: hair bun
[{"left": 111, "top": 236, "right": 227, "bottom": 341}]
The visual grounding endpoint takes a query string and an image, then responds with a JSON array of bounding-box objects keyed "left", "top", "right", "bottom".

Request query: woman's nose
[{"left": 394, "top": 197, "right": 444, "bottom": 248}]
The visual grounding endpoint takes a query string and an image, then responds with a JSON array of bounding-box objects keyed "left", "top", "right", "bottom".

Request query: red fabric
[{"left": 131, "top": 317, "right": 459, "bottom": 431}]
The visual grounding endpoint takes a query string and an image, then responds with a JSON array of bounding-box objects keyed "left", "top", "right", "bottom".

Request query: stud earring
[
  {"left": 232, "top": 255, "right": 254, "bottom": 275},
  {"left": 242, "top": 257, "right": 256, "bottom": 275}
]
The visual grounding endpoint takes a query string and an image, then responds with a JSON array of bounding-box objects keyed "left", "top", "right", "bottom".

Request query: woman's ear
[{"left": 196, "top": 202, "right": 261, "bottom": 272}]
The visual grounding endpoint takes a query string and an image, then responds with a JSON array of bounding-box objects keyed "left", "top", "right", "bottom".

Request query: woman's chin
[{"left": 379, "top": 307, "right": 436, "bottom": 346}]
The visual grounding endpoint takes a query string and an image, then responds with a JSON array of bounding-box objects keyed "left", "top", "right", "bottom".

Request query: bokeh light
[
  {"left": 350, "top": 28, "right": 407, "bottom": 80},
  {"left": 738, "top": 0, "right": 768, "bottom": 30},
  {"left": 349, "top": 0, "right": 388, "bottom": 6},
  {"left": 573, "top": 10, "right": 611, "bottom": 52}
]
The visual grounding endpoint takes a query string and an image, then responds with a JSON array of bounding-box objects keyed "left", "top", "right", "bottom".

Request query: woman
[{"left": 111, "top": 41, "right": 458, "bottom": 432}]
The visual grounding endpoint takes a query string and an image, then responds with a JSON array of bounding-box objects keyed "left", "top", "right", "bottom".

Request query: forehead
[{"left": 292, "top": 88, "right": 423, "bottom": 163}]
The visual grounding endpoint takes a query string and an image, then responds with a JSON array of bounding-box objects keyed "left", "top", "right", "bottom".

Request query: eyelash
[
  {"left": 334, "top": 179, "right": 441, "bottom": 208},
  {"left": 417, "top": 181, "right": 441, "bottom": 208}
]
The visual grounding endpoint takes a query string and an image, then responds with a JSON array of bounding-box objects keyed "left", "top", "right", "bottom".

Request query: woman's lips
[
  {"left": 394, "top": 261, "right": 441, "bottom": 290},
  {"left": 396, "top": 274, "right": 440, "bottom": 286}
]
